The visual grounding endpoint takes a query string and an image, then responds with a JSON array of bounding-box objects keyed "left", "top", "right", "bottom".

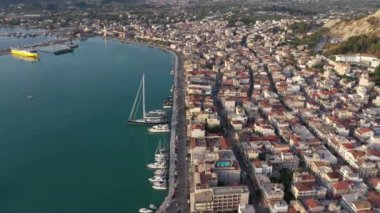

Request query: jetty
[
  {"left": 37, "top": 44, "right": 73, "bottom": 55},
  {"left": 0, "top": 39, "right": 71, "bottom": 56}
]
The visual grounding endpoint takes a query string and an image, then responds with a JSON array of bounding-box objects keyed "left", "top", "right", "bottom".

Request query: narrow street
[{"left": 213, "top": 74, "right": 268, "bottom": 213}]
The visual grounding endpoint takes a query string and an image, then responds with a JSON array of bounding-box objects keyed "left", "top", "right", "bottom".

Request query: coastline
[
  {"left": 111, "top": 36, "right": 181, "bottom": 212},
  {"left": 1, "top": 34, "right": 182, "bottom": 211}
]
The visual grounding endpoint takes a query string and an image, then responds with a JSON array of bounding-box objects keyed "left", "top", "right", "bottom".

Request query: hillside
[
  {"left": 325, "top": 34, "right": 380, "bottom": 57},
  {"left": 325, "top": 10, "right": 380, "bottom": 41}
]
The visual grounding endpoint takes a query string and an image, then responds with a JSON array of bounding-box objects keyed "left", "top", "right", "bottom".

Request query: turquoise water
[{"left": 0, "top": 37, "right": 172, "bottom": 213}]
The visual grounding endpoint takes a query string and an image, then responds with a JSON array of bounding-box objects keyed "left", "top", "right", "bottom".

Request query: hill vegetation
[{"left": 325, "top": 35, "right": 380, "bottom": 57}]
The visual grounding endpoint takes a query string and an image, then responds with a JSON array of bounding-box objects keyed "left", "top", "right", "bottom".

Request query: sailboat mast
[
  {"left": 142, "top": 74, "right": 146, "bottom": 119},
  {"left": 129, "top": 76, "right": 143, "bottom": 120}
]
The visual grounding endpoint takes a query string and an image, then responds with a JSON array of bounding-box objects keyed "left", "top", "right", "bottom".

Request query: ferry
[
  {"left": 139, "top": 208, "right": 153, "bottom": 213},
  {"left": 148, "top": 124, "right": 170, "bottom": 133},
  {"left": 12, "top": 54, "right": 39, "bottom": 62},
  {"left": 11, "top": 48, "right": 39, "bottom": 58}
]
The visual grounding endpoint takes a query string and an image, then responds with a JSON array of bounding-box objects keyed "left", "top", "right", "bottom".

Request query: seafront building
[{"left": 150, "top": 17, "right": 380, "bottom": 212}]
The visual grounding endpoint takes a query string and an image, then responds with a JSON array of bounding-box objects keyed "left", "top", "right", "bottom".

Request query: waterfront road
[{"left": 157, "top": 51, "right": 188, "bottom": 213}]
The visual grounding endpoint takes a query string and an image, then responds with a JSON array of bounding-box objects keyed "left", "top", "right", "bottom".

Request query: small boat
[
  {"left": 139, "top": 208, "right": 153, "bottom": 213},
  {"left": 148, "top": 124, "right": 170, "bottom": 133},
  {"left": 27, "top": 95, "right": 34, "bottom": 100},
  {"left": 149, "top": 204, "right": 157, "bottom": 210},
  {"left": 152, "top": 185, "right": 167, "bottom": 190},
  {"left": 162, "top": 100, "right": 172, "bottom": 109},
  {"left": 147, "top": 162, "right": 166, "bottom": 169},
  {"left": 170, "top": 69, "right": 174, "bottom": 75},
  {"left": 148, "top": 176, "right": 165, "bottom": 182}
]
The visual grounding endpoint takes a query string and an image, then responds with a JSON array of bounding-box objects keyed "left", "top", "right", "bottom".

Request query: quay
[
  {"left": 0, "top": 39, "right": 70, "bottom": 56},
  {"left": 117, "top": 37, "right": 188, "bottom": 213},
  {"left": 156, "top": 50, "right": 179, "bottom": 213},
  {"left": 37, "top": 44, "right": 73, "bottom": 55}
]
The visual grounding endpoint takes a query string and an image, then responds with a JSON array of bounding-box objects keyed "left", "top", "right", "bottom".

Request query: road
[
  {"left": 165, "top": 53, "right": 189, "bottom": 213},
  {"left": 157, "top": 51, "right": 188, "bottom": 213}
]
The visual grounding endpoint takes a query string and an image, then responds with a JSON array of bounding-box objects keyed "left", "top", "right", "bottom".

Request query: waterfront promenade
[{"left": 156, "top": 49, "right": 188, "bottom": 213}]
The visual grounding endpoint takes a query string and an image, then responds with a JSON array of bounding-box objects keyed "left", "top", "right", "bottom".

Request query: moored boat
[
  {"left": 149, "top": 204, "right": 157, "bottom": 210},
  {"left": 128, "top": 75, "right": 169, "bottom": 125},
  {"left": 152, "top": 185, "right": 167, "bottom": 190},
  {"left": 148, "top": 124, "right": 170, "bottom": 133},
  {"left": 148, "top": 175, "right": 165, "bottom": 182},
  {"left": 139, "top": 208, "right": 153, "bottom": 213},
  {"left": 147, "top": 162, "right": 166, "bottom": 169}
]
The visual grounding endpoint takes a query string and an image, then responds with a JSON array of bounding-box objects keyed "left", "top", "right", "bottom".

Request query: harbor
[
  {"left": 0, "top": 37, "right": 172, "bottom": 213},
  {"left": 0, "top": 39, "right": 74, "bottom": 56}
]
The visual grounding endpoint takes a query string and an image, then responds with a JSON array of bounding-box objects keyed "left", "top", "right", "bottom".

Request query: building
[{"left": 190, "top": 186, "right": 250, "bottom": 212}]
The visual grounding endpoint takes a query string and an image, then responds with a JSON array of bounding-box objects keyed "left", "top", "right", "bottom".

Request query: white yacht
[
  {"left": 148, "top": 175, "right": 165, "bottom": 182},
  {"left": 149, "top": 204, "right": 157, "bottom": 210},
  {"left": 139, "top": 208, "right": 153, "bottom": 213},
  {"left": 152, "top": 184, "right": 167, "bottom": 190},
  {"left": 146, "top": 162, "right": 166, "bottom": 169},
  {"left": 148, "top": 124, "right": 170, "bottom": 133}
]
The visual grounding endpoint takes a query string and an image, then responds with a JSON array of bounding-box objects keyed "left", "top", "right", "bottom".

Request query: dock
[
  {"left": 37, "top": 44, "right": 73, "bottom": 55},
  {"left": 0, "top": 39, "right": 71, "bottom": 56}
]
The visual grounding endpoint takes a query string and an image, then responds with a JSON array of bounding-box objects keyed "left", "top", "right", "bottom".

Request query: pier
[
  {"left": 37, "top": 44, "right": 73, "bottom": 55},
  {"left": 0, "top": 39, "right": 71, "bottom": 56}
]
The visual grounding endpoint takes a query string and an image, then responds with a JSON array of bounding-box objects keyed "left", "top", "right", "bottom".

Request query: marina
[{"left": 146, "top": 142, "right": 169, "bottom": 193}]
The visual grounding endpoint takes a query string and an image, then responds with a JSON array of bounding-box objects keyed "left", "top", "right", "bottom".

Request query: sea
[{"left": 0, "top": 36, "right": 172, "bottom": 213}]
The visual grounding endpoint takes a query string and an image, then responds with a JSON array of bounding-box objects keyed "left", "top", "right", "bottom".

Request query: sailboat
[{"left": 128, "top": 74, "right": 169, "bottom": 125}]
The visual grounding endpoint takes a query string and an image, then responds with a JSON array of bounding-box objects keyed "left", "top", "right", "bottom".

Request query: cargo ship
[{"left": 11, "top": 49, "right": 39, "bottom": 58}]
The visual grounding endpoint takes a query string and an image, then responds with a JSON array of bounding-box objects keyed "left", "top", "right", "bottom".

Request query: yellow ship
[{"left": 11, "top": 49, "right": 39, "bottom": 58}]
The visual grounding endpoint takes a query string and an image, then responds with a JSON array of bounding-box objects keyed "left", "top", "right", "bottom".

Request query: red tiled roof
[{"left": 304, "top": 198, "right": 319, "bottom": 209}]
